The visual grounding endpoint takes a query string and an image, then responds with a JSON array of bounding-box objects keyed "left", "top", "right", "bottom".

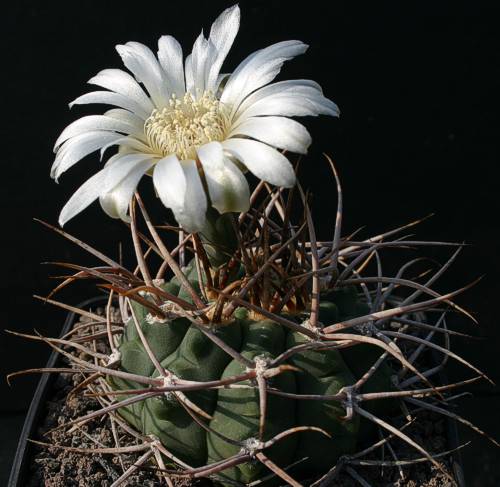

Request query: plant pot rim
[
  {"left": 8, "top": 296, "right": 467, "bottom": 487},
  {"left": 8, "top": 296, "right": 107, "bottom": 487}
]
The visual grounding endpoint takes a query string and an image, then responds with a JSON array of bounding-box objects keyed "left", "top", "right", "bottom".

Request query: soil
[
  {"left": 27, "top": 371, "right": 160, "bottom": 487},
  {"left": 329, "top": 411, "right": 458, "bottom": 487},
  {"left": 26, "top": 313, "right": 460, "bottom": 487}
]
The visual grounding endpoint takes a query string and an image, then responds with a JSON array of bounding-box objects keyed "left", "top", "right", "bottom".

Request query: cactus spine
[{"left": 11, "top": 178, "right": 495, "bottom": 486}]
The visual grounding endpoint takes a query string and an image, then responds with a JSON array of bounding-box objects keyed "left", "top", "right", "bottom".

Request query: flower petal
[
  {"left": 58, "top": 168, "right": 110, "bottom": 227},
  {"left": 206, "top": 4, "right": 240, "bottom": 92},
  {"left": 153, "top": 154, "right": 187, "bottom": 210},
  {"left": 215, "top": 73, "right": 230, "bottom": 96},
  {"left": 54, "top": 115, "right": 143, "bottom": 152},
  {"left": 104, "top": 108, "right": 146, "bottom": 129},
  {"left": 58, "top": 153, "right": 151, "bottom": 226},
  {"left": 179, "top": 160, "right": 208, "bottom": 232},
  {"left": 234, "top": 79, "right": 339, "bottom": 121},
  {"left": 235, "top": 79, "right": 321, "bottom": 112},
  {"left": 51, "top": 131, "right": 123, "bottom": 180},
  {"left": 157, "top": 35, "right": 185, "bottom": 97},
  {"left": 88, "top": 68, "right": 154, "bottom": 117},
  {"left": 230, "top": 116, "right": 311, "bottom": 154},
  {"left": 70, "top": 91, "right": 151, "bottom": 120},
  {"left": 99, "top": 159, "right": 154, "bottom": 221},
  {"left": 99, "top": 136, "right": 152, "bottom": 157},
  {"left": 222, "top": 138, "right": 296, "bottom": 188},
  {"left": 198, "top": 141, "right": 250, "bottom": 213},
  {"left": 153, "top": 156, "right": 207, "bottom": 232},
  {"left": 186, "top": 33, "right": 217, "bottom": 96},
  {"left": 184, "top": 54, "right": 194, "bottom": 94},
  {"left": 103, "top": 109, "right": 148, "bottom": 141},
  {"left": 116, "top": 42, "right": 170, "bottom": 109},
  {"left": 220, "top": 40, "right": 308, "bottom": 115}
]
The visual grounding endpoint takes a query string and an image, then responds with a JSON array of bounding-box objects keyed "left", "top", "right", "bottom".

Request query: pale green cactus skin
[{"left": 110, "top": 265, "right": 394, "bottom": 485}]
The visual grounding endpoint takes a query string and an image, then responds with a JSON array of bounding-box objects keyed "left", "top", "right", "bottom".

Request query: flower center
[{"left": 144, "top": 91, "right": 229, "bottom": 160}]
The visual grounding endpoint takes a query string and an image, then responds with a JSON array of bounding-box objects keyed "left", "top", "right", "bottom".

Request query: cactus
[
  {"left": 111, "top": 278, "right": 381, "bottom": 484},
  {"left": 10, "top": 173, "right": 498, "bottom": 486}
]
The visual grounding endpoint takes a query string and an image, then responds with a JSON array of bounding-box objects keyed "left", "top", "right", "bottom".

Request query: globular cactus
[
  {"left": 11, "top": 181, "right": 497, "bottom": 487},
  {"left": 111, "top": 271, "right": 393, "bottom": 484}
]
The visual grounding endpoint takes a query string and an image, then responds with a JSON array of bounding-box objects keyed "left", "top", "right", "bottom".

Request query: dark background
[{"left": 1, "top": 1, "right": 499, "bottom": 485}]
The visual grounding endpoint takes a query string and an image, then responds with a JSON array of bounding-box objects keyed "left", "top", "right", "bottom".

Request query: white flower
[{"left": 52, "top": 5, "right": 339, "bottom": 232}]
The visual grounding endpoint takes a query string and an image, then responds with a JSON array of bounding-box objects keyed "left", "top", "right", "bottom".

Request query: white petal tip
[
  {"left": 50, "top": 166, "right": 59, "bottom": 181},
  {"left": 224, "top": 4, "right": 240, "bottom": 16},
  {"left": 115, "top": 44, "right": 131, "bottom": 58}
]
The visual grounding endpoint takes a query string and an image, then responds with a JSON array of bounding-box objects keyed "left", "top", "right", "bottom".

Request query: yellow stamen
[{"left": 144, "top": 91, "right": 229, "bottom": 160}]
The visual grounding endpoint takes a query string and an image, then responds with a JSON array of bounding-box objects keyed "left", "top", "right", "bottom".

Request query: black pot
[
  {"left": 438, "top": 363, "right": 467, "bottom": 487},
  {"left": 8, "top": 297, "right": 466, "bottom": 486},
  {"left": 8, "top": 297, "right": 107, "bottom": 487}
]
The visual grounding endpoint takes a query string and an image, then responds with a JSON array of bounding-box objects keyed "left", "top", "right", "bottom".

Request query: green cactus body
[{"left": 112, "top": 279, "right": 394, "bottom": 484}]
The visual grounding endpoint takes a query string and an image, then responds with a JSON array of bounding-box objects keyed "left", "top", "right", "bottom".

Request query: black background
[{"left": 1, "top": 1, "right": 500, "bottom": 485}]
